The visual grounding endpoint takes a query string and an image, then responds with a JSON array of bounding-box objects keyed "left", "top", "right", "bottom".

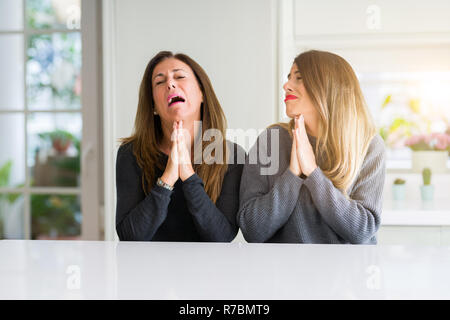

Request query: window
[
  {"left": 279, "top": 0, "right": 450, "bottom": 171},
  {"left": 0, "top": 0, "right": 103, "bottom": 240}
]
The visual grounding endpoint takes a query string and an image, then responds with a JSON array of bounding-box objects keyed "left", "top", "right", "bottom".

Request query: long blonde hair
[
  {"left": 275, "top": 50, "right": 376, "bottom": 195},
  {"left": 120, "top": 51, "right": 228, "bottom": 203}
]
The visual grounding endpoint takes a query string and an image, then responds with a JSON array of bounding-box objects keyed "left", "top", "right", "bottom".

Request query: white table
[{"left": 1, "top": 240, "right": 450, "bottom": 299}]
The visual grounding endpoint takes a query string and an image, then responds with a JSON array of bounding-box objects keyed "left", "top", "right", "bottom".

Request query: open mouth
[{"left": 168, "top": 95, "right": 185, "bottom": 107}]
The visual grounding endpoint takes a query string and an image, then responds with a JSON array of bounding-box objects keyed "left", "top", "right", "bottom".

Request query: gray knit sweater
[{"left": 237, "top": 125, "right": 386, "bottom": 244}]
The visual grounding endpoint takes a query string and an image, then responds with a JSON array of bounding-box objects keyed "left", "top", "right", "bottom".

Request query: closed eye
[{"left": 155, "top": 76, "right": 185, "bottom": 85}]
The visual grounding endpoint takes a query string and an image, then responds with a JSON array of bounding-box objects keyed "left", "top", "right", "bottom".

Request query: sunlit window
[{"left": 360, "top": 72, "right": 450, "bottom": 170}]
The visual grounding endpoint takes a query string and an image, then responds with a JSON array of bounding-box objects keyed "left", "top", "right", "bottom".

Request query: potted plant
[
  {"left": 392, "top": 178, "right": 406, "bottom": 201},
  {"left": 35, "top": 129, "right": 80, "bottom": 187},
  {"left": 38, "top": 130, "right": 76, "bottom": 155},
  {"left": 420, "top": 167, "right": 434, "bottom": 202},
  {"left": 405, "top": 133, "right": 450, "bottom": 173}
]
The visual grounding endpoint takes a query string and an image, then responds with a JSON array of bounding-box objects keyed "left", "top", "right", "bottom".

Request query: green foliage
[
  {"left": 38, "top": 129, "right": 76, "bottom": 145},
  {"left": 379, "top": 127, "right": 388, "bottom": 141},
  {"left": 26, "top": 0, "right": 55, "bottom": 29},
  {"left": 32, "top": 129, "right": 81, "bottom": 237},
  {"left": 38, "top": 129, "right": 80, "bottom": 175},
  {"left": 31, "top": 194, "right": 80, "bottom": 239},
  {"left": 0, "top": 160, "right": 23, "bottom": 205},
  {"left": 393, "top": 178, "right": 406, "bottom": 185},
  {"left": 0, "top": 160, "right": 12, "bottom": 187},
  {"left": 422, "top": 167, "right": 432, "bottom": 186},
  {"left": 381, "top": 94, "right": 392, "bottom": 109},
  {"left": 0, "top": 160, "right": 22, "bottom": 239},
  {"left": 389, "top": 118, "right": 417, "bottom": 138},
  {"left": 378, "top": 117, "right": 418, "bottom": 144}
]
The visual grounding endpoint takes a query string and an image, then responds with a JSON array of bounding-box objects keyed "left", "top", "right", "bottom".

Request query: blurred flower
[
  {"left": 386, "top": 126, "right": 409, "bottom": 148},
  {"left": 408, "top": 98, "right": 421, "bottom": 113},
  {"left": 74, "top": 74, "right": 81, "bottom": 96},
  {"left": 405, "top": 132, "right": 450, "bottom": 151}
]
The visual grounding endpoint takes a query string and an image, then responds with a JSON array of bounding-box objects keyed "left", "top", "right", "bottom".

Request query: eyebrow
[
  {"left": 287, "top": 71, "right": 301, "bottom": 79},
  {"left": 153, "top": 68, "right": 187, "bottom": 80}
]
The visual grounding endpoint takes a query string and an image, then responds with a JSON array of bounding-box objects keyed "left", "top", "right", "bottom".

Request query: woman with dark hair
[{"left": 116, "top": 51, "right": 244, "bottom": 242}]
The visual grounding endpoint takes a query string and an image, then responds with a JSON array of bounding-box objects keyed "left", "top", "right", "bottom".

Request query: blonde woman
[
  {"left": 238, "top": 50, "right": 386, "bottom": 244},
  {"left": 116, "top": 51, "right": 244, "bottom": 242}
]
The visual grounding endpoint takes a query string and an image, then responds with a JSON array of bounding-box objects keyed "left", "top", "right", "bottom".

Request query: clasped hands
[
  {"left": 161, "top": 120, "right": 195, "bottom": 186},
  {"left": 289, "top": 115, "right": 318, "bottom": 177}
]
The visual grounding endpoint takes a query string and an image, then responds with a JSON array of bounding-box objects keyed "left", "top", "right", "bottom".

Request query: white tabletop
[{"left": 1, "top": 240, "right": 450, "bottom": 299}]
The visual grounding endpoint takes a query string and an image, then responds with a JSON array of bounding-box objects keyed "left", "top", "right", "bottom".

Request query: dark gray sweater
[
  {"left": 238, "top": 126, "right": 386, "bottom": 244},
  {"left": 116, "top": 141, "right": 244, "bottom": 242}
]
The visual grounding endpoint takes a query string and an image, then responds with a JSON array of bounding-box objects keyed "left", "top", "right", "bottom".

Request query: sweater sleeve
[
  {"left": 302, "top": 135, "right": 386, "bottom": 244},
  {"left": 115, "top": 145, "right": 172, "bottom": 241},
  {"left": 237, "top": 127, "right": 305, "bottom": 243},
  {"left": 181, "top": 163, "right": 242, "bottom": 242}
]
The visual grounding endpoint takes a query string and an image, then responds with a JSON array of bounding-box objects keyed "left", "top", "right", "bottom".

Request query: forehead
[
  {"left": 290, "top": 63, "right": 299, "bottom": 72},
  {"left": 152, "top": 58, "right": 192, "bottom": 77}
]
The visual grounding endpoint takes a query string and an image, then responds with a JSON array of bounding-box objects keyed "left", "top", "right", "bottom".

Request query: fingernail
[{"left": 300, "top": 114, "right": 304, "bottom": 121}]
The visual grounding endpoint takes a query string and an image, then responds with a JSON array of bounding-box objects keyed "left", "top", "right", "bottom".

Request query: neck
[
  {"left": 304, "top": 117, "right": 319, "bottom": 138},
  {"left": 305, "top": 124, "right": 318, "bottom": 138}
]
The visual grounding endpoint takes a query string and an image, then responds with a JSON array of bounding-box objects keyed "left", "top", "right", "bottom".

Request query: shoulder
[
  {"left": 253, "top": 124, "right": 291, "bottom": 153},
  {"left": 266, "top": 124, "right": 291, "bottom": 138},
  {"left": 117, "top": 141, "right": 134, "bottom": 157},
  {"left": 116, "top": 141, "right": 138, "bottom": 168},
  {"left": 366, "top": 134, "right": 386, "bottom": 161},
  {"left": 357, "top": 134, "right": 386, "bottom": 179}
]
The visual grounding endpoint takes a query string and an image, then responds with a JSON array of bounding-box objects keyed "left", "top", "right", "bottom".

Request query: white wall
[
  {"left": 103, "top": 0, "right": 278, "bottom": 240},
  {"left": 114, "top": 0, "right": 277, "bottom": 139}
]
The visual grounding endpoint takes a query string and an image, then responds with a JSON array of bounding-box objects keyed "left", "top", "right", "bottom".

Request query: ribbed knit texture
[{"left": 237, "top": 126, "right": 386, "bottom": 244}]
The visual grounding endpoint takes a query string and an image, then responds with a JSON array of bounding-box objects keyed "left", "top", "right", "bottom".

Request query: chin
[
  {"left": 285, "top": 108, "right": 299, "bottom": 119},
  {"left": 170, "top": 109, "right": 200, "bottom": 123}
]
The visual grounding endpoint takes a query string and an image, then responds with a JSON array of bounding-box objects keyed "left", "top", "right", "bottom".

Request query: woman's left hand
[
  {"left": 176, "top": 120, "right": 195, "bottom": 181},
  {"left": 294, "top": 115, "right": 318, "bottom": 176}
]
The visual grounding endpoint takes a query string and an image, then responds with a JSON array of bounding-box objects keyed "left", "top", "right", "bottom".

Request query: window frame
[{"left": 0, "top": 0, "right": 103, "bottom": 240}]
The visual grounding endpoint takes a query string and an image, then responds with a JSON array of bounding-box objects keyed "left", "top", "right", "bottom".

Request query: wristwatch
[{"left": 156, "top": 177, "right": 174, "bottom": 191}]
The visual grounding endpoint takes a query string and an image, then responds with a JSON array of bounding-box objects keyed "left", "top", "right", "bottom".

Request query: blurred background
[{"left": 0, "top": 0, "right": 449, "bottom": 244}]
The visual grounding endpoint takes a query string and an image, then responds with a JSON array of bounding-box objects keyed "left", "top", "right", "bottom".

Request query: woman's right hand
[
  {"left": 289, "top": 117, "right": 302, "bottom": 176},
  {"left": 160, "top": 122, "right": 179, "bottom": 187}
]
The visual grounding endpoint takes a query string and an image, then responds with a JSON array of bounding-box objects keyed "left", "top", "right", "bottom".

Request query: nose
[
  {"left": 283, "top": 80, "right": 292, "bottom": 93},
  {"left": 167, "top": 77, "right": 176, "bottom": 90}
]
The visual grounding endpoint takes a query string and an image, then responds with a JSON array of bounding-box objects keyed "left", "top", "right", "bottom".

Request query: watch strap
[{"left": 156, "top": 177, "right": 174, "bottom": 191}]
